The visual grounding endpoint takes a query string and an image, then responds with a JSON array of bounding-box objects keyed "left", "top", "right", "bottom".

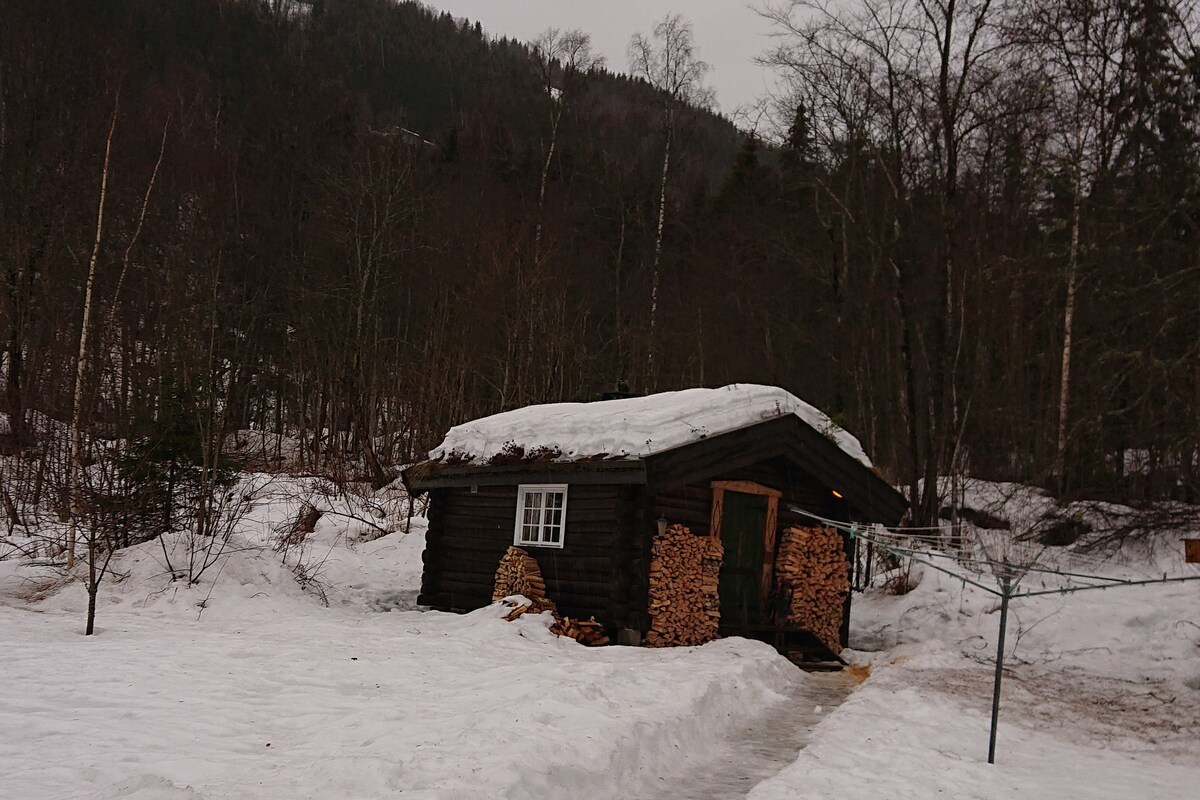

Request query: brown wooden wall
[
  {"left": 418, "top": 456, "right": 854, "bottom": 640},
  {"left": 643, "top": 456, "right": 852, "bottom": 643},
  {"left": 420, "top": 484, "right": 640, "bottom": 631},
  {"left": 649, "top": 456, "right": 844, "bottom": 536}
]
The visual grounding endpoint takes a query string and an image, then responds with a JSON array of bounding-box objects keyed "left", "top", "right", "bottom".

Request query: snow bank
[
  {"left": 748, "top": 653, "right": 1199, "bottom": 800},
  {"left": 761, "top": 480, "right": 1200, "bottom": 799},
  {"left": 0, "top": 472, "right": 803, "bottom": 800},
  {"left": 429, "top": 384, "right": 872, "bottom": 467},
  {"left": 0, "top": 600, "right": 797, "bottom": 800},
  {"left": 2, "top": 473, "right": 429, "bottom": 619},
  {"left": 854, "top": 482, "right": 1200, "bottom": 687}
]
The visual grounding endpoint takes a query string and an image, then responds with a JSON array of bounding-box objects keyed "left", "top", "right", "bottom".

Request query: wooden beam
[
  {"left": 405, "top": 459, "right": 646, "bottom": 491},
  {"left": 711, "top": 480, "right": 782, "bottom": 499},
  {"left": 761, "top": 495, "right": 779, "bottom": 608},
  {"left": 709, "top": 487, "right": 725, "bottom": 541}
]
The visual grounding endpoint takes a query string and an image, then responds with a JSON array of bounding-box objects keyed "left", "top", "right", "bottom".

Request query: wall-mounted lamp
[
  {"left": 656, "top": 516, "right": 669, "bottom": 536},
  {"left": 831, "top": 490, "right": 844, "bottom": 499}
]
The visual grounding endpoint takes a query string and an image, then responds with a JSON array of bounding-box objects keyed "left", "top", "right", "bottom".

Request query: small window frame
[{"left": 513, "top": 484, "right": 569, "bottom": 549}]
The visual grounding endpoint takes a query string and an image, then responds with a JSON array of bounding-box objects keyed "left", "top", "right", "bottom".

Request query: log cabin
[{"left": 401, "top": 384, "right": 906, "bottom": 658}]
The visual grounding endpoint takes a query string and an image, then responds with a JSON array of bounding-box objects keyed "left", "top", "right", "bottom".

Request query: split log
[
  {"left": 493, "top": 545, "right": 557, "bottom": 615},
  {"left": 493, "top": 547, "right": 609, "bottom": 646},
  {"left": 645, "top": 523, "right": 723, "bottom": 647},
  {"left": 774, "top": 526, "right": 848, "bottom": 653}
]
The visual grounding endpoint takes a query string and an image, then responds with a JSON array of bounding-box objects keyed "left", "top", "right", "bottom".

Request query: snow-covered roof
[{"left": 429, "top": 384, "right": 872, "bottom": 467}]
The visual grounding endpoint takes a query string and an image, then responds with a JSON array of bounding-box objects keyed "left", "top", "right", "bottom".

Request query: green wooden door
[{"left": 719, "top": 491, "right": 768, "bottom": 630}]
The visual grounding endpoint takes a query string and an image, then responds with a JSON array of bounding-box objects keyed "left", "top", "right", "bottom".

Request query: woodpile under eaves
[
  {"left": 774, "top": 525, "right": 848, "bottom": 652},
  {"left": 493, "top": 545, "right": 557, "bottom": 614},
  {"left": 645, "top": 523, "right": 723, "bottom": 647},
  {"left": 494, "top": 546, "right": 610, "bottom": 647}
]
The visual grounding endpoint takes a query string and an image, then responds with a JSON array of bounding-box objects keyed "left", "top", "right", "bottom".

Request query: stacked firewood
[
  {"left": 645, "top": 523, "right": 724, "bottom": 647},
  {"left": 493, "top": 547, "right": 609, "bottom": 646},
  {"left": 493, "top": 545, "right": 557, "bottom": 614},
  {"left": 774, "top": 525, "right": 849, "bottom": 652},
  {"left": 549, "top": 616, "right": 611, "bottom": 646}
]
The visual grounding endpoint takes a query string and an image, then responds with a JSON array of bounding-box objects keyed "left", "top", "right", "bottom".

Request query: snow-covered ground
[
  {"left": 1, "top": 475, "right": 1197, "bottom": 799},
  {"left": 0, "top": 475, "right": 799, "bottom": 800},
  {"left": 755, "top": 478, "right": 1200, "bottom": 799}
]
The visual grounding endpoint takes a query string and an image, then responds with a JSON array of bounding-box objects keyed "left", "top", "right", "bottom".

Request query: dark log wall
[
  {"left": 418, "top": 456, "right": 860, "bottom": 639},
  {"left": 640, "top": 456, "right": 850, "bottom": 639},
  {"left": 420, "top": 484, "right": 636, "bottom": 630},
  {"left": 649, "top": 457, "right": 844, "bottom": 536}
]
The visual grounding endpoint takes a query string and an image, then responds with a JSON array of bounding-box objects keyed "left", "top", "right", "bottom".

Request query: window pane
[{"left": 516, "top": 487, "right": 566, "bottom": 546}]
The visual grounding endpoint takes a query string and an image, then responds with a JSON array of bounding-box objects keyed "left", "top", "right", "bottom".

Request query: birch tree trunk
[
  {"left": 647, "top": 107, "right": 673, "bottom": 388},
  {"left": 1055, "top": 166, "right": 1082, "bottom": 494},
  {"left": 68, "top": 95, "right": 119, "bottom": 571},
  {"left": 533, "top": 101, "right": 562, "bottom": 265}
]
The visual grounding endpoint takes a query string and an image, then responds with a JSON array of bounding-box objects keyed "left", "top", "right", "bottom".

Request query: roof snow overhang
[
  {"left": 404, "top": 415, "right": 906, "bottom": 526},
  {"left": 643, "top": 414, "right": 906, "bottom": 526}
]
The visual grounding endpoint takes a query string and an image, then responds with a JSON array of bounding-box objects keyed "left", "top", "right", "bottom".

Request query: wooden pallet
[{"left": 720, "top": 623, "right": 847, "bottom": 670}]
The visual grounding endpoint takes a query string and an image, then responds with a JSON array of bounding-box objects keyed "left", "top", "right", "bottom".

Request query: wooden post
[
  {"left": 1185, "top": 540, "right": 1200, "bottom": 564},
  {"left": 761, "top": 496, "right": 779, "bottom": 608},
  {"left": 709, "top": 487, "right": 725, "bottom": 540}
]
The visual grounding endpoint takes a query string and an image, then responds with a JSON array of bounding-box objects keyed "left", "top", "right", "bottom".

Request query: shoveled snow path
[{"left": 631, "top": 672, "right": 856, "bottom": 800}]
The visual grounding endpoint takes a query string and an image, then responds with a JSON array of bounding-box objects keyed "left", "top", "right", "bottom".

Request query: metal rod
[
  {"left": 870, "top": 540, "right": 1004, "bottom": 595},
  {"left": 865, "top": 539, "right": 874, "bottom": 587},
  {"left": 852, "top": 530, "right": 861, "bottom": 591},
  {"left": 1016, "top": 573, "right": 1200, "bottom": 597},
  {"left": 988, "top": 578, "right": 1011, "bottom": 764}
]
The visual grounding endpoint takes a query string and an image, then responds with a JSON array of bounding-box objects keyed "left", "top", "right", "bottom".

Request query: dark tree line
[
  {"left": 1, "top": 0, "right": 1198, "bottom": 543},
  {"left": 759, "top": 0, "right": 1200, "bottom": 518}
]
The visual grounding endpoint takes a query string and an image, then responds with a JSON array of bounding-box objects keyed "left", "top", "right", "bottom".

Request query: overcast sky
[{"left": 424, "top": 1, "right": 778, "bottom": 115}]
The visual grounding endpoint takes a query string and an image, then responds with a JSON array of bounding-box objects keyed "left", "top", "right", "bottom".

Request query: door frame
[{"left": 709, "top": 481, "right": 781, "bottom": 609}]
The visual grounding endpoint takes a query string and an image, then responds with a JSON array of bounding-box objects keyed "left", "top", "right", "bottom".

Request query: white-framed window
[{"left": 514, "top": 484, "right": 568, "bottom": 548}]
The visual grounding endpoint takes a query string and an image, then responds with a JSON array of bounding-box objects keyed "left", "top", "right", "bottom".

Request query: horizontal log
[
  {"left": 436, "top": 577, "right": 505, "bottom": 596},
  {"left": 437, "top": 515, "right": 511, "bottom": 531},
  {"left": 651, "top": 494, "right": 710, "bottom": 510},
  {"left": 437, "top": 515, "right": 624, "bottom": 536},
  {"left": 543, "top": 577, "right": 619, "bottom": 595},
  {"left": 653, "top": 488, "right": 710, "bottom": 505},
  {"left": 439, "top": 549, "right": 615, "bottom": 574},
  {"left": 445, "top": 492, "right": 621, "bottom": 512}
]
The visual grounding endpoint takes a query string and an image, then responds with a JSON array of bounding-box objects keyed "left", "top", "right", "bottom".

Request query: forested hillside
[{"left": 2, "top": 0, "right": 1198, "bottom": 529}]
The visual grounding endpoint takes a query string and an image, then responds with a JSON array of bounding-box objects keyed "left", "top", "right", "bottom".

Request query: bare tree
[
  {"left": 628, "top": 14, "right": 714, "bottom": 387},
  {"left": 1007, "top": 0, "right": 1127, "bottom": 493},
  {"left": 761, "top": 0, "right": 1006, "bottom": 524},
  {"left": 531, "top": 28, "right": 603, "bottom": 264},
  {"left": 67, "top": 92, "right": 119, "bottom": 570}
]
